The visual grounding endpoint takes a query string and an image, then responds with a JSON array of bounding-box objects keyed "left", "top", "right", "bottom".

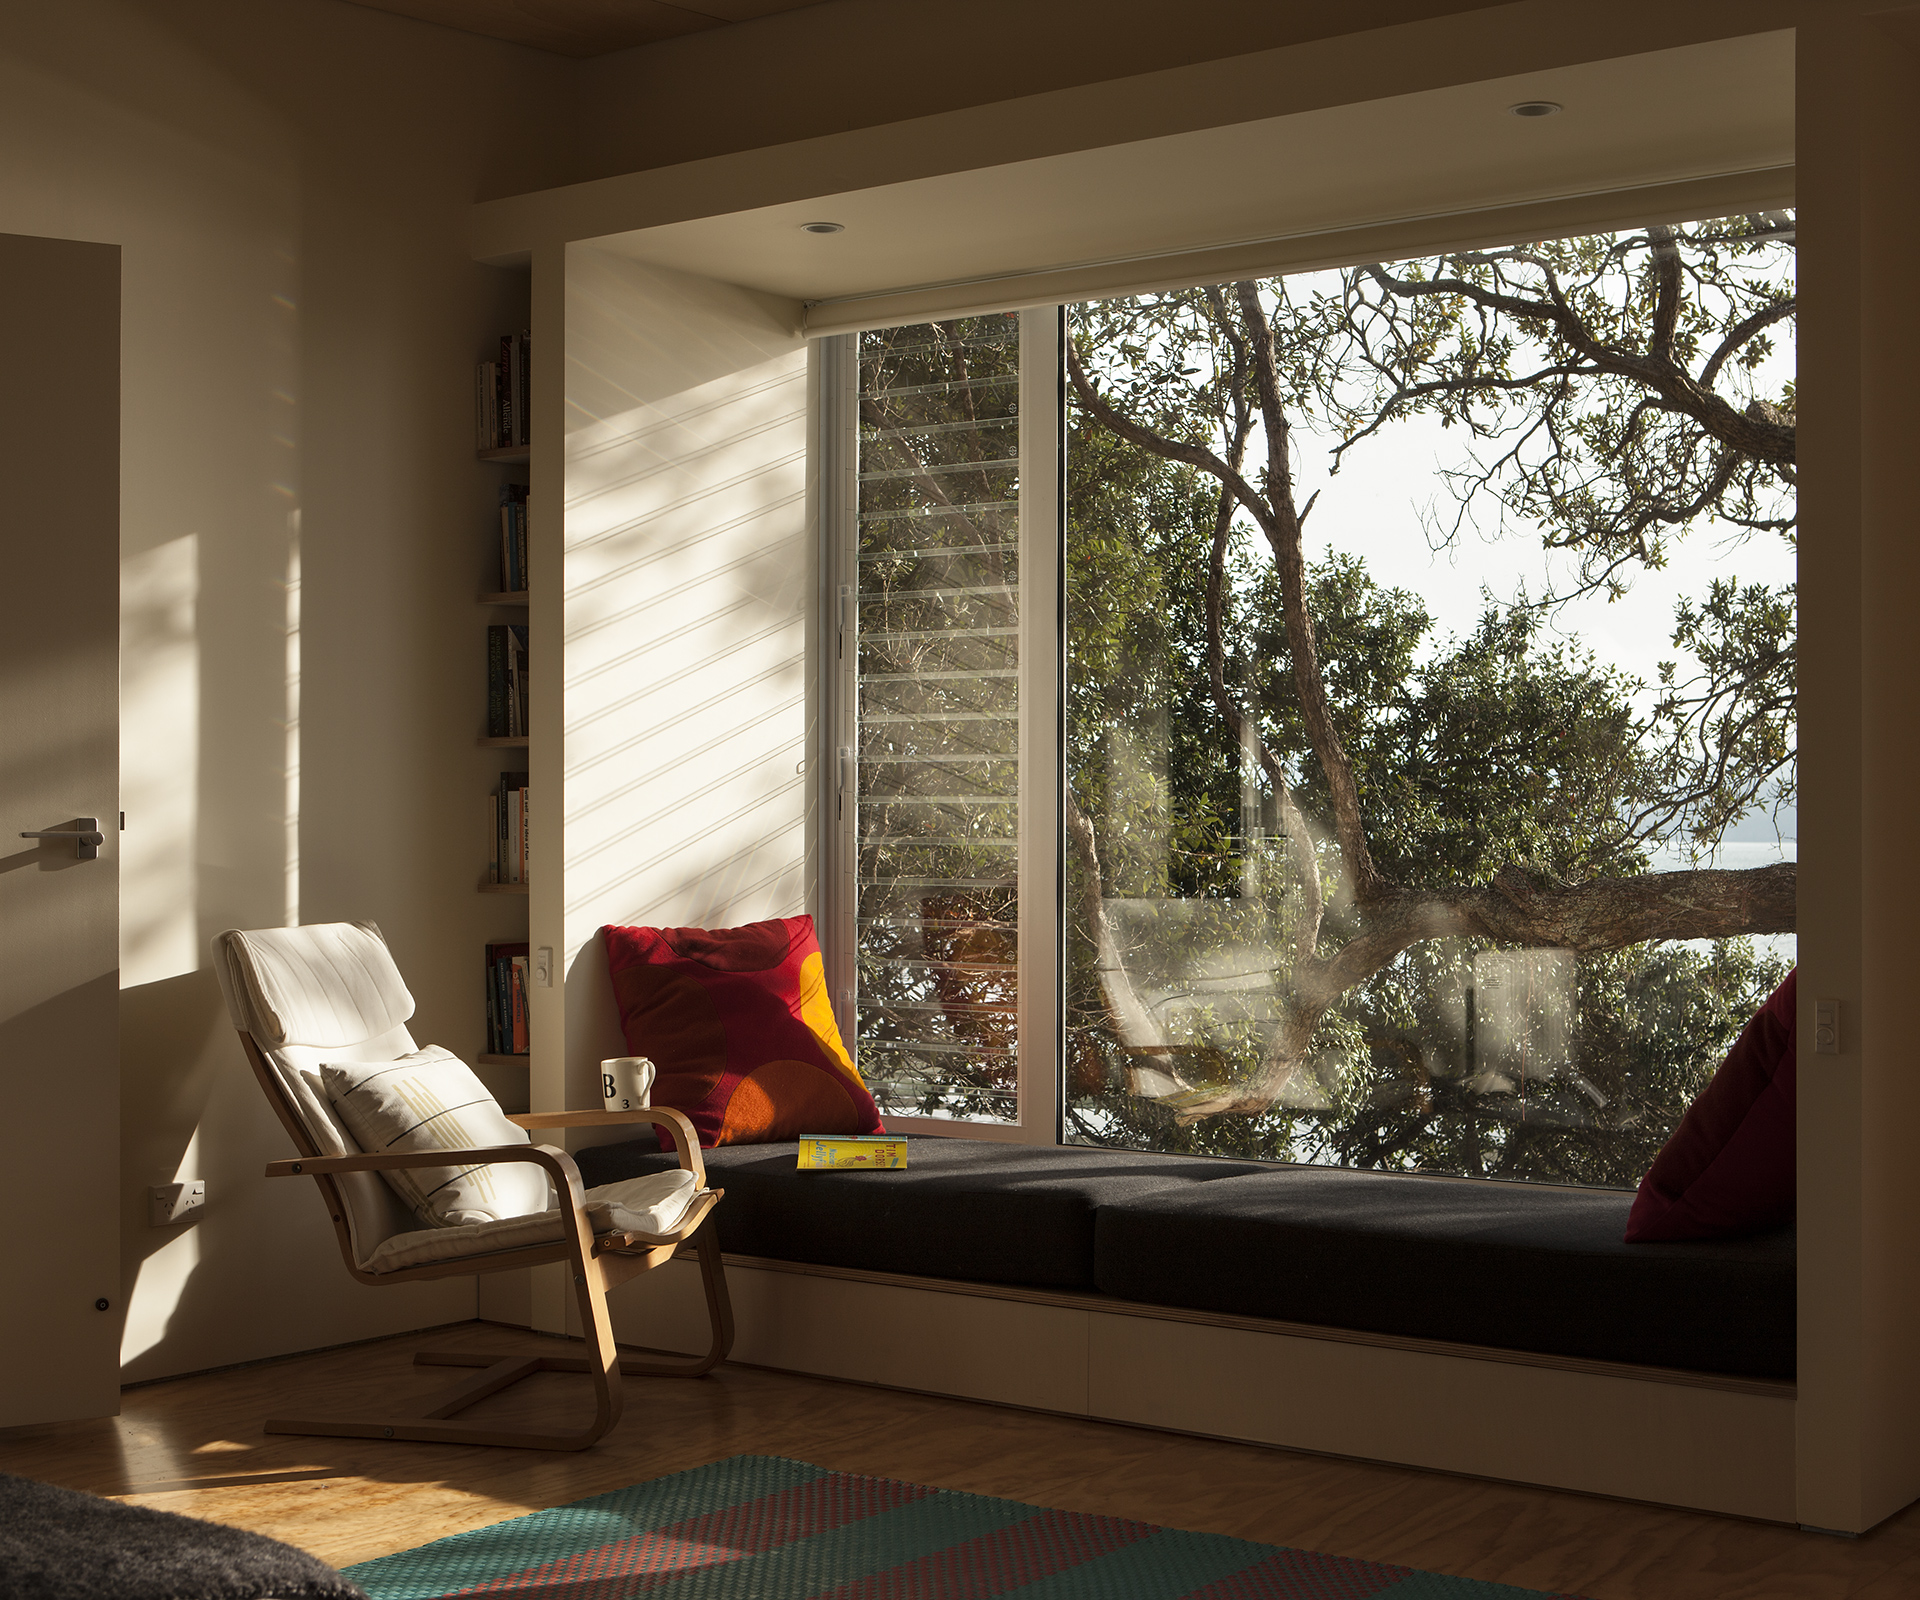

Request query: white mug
[{"left": 601, "top": 1056, "right": 655, "bottom": 1113}]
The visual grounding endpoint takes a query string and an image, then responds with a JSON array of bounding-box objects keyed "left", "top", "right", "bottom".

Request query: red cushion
[
  {"left": 1624, "top": 968, "right": 1796, "bottom": 1243},
  {"left": 603, "top": 915, "right": 881, "bottom": 1148}
]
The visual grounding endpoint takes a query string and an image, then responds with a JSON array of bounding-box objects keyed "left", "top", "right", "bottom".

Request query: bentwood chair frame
[{"left": 220, "top": 924, "right": 734, "bottom": 1452}]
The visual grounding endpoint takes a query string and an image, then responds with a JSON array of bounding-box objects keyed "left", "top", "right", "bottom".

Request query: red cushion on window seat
[
  {"left": 603, "top": 915, "right": 882, "bottom": 1149},
  {"left": 1625, "top": 968, "right": 1796, "bottom": 1244}
]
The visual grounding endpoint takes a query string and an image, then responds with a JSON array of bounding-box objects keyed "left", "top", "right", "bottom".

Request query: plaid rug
[{"left": 343, "top": 1455, "right": 1591, "bottom": 1599}]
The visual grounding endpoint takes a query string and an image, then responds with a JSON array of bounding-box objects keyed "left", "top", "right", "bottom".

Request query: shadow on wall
[
  {"left": 118, "top": 968, "right": 223, "bottom": 1368},
  {"left": 562, "top": 927, "right": 631, "bottom": 1155}
]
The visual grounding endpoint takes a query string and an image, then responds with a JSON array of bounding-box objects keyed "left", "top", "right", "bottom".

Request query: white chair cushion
[
  {"left": 224, "top": 922, "right": 415, "bottom": 1048},
  {"left": 361, "top": 1170, "right": 700, "bottom": 1274},
  {"left": 322, "top": 1047, "right": 550, "bottom": 1227}
]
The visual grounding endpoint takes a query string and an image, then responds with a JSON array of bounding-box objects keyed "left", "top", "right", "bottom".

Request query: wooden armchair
[{"left": 213, "top": 921, "right": 733, "bottom": 1451}]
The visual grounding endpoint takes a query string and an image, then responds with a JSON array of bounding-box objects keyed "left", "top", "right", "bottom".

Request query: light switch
[
  {"left": 534, "top": 946, "right": 553, "bottom": 987},
  {"left": 1815, "top": 999, "right": 1839, "bottom": 1055}
]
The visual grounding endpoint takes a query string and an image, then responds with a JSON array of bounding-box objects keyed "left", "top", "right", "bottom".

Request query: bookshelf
[{"left": 478, "top": 327, "right": 532, "bottom": 1069}]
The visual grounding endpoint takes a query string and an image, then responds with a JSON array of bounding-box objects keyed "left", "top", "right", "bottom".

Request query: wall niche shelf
[
  {"left": 477, "top": 1053, "right": 528, "bottom": 1067},
  {"left": 481, "top": 590, "right": 530, "bottom": 606},
  {"left": 481, "top": 881, "right": 529, "bottom": 895},
  {"left": 478, "top": 445, "right": 528, "bottom": 464},
  {"left": 481, "top": 735, "right": 529, "bottom": 748}
]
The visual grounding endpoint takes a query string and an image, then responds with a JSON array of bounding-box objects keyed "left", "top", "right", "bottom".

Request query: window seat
[
  {"left": 576, "top": 1136, "right": 1270, "bottom": 1290},
  {"left": 575, "top": 1137, "right": 1794, "bottom": 1381}
]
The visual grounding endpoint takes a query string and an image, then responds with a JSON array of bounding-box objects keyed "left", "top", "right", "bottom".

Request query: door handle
[{"left": 21, "top": 818, "right": 103, "bottom": 860}]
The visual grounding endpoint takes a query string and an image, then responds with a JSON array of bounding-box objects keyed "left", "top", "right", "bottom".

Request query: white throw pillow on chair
[{"left": 322, "top": 1048, "right": 551, "bottom": 1227}]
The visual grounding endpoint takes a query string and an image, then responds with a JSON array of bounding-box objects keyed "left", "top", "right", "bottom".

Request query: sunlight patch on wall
[
  {"left": 119, "top": 1129, "right": 201, "bottom": 1364},
  {"left": 563, "top": 355, "right": 810, "bottom": 969},
  {"left": 281, "top": 510, "right": 301, "bottom": 926},
  {"left": 121, "top": 534, "right": 199, "bottom": 987}
]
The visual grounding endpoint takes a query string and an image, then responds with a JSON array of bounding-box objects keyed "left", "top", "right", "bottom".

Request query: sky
[{"left": 1286, "top": 405, "right": 1797, "bottom": 858}]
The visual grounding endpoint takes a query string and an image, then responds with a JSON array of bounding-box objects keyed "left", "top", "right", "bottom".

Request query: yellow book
[{"left": 797, "top": 1134, "right": 908, "bottom": 1170}]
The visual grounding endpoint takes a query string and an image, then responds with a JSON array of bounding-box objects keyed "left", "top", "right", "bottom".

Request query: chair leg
[
  {"left": 268, "top": 1259, "right": 626, "bottom": 1452},
  {"left": 265, "top": 1234, "right": 731, "bottom": 1449},
  {"left": 618, "top": 1226, "right": 736, "bottom": 1378}
]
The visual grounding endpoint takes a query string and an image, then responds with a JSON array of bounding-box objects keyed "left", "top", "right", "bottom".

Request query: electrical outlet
[
  {"left": 534, "top": 946, "right": 553, "bottom": 987},
  {"left": 150, "top": 1180, "right": 205, "bottom": 1227}
]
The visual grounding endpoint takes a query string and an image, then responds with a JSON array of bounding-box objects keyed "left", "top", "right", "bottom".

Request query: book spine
[
  {"left": 498, "top": 771, "right": 513, "bottom": 880},
  {"left": 476, "top": 363, "right": 488, "bottom": 450},
  {"left": 517, "top": 330, "right": 531, "bottom": 448},
  {"left": 498, "top": 490, "right": 512, "bottom": 592},
  {"left": 504, "top": 633, "right": 520, "bottom": 739},
  {"left": 498, "top": 334, "right": 513, "bottom": 452},
  {"left": 484, "top": 943, "right": 499, "bottom": 1054},
  {"left": 520, "top": 784, "right": 529, "bottom": 883},
  {"left": 507, "top": 785, "right": 523, "bottom": 883},
  {"left": 510, "top": 956, "right": 529, "bottom": 1052},
  {"left": 488, "top": 794, "right": 499, "bottom": 883},
  {"left": 512, "top": 624, "right": 529, "bottom": 739},
  {"left": 486, "top": 624, "right": 507, "bottom": 737}
]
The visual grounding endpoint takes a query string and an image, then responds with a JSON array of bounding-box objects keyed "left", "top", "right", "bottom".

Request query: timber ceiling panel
[{"left": 343, "top": 0, "right": 827, "bottom": 57}]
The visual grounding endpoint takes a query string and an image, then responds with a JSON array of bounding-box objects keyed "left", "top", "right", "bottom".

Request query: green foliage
[{"left": 1057, "top": 220, "right": 1798, "bottom": 1186}]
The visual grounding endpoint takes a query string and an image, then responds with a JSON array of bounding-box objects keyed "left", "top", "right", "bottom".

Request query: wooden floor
[{"left": 3, "top": 1320, "right": 1919, "bottom": 1598}]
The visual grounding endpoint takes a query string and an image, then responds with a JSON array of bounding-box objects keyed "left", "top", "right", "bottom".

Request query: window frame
[{"left": 819, "top": 308, "right": 1065, "bottom": 1145}]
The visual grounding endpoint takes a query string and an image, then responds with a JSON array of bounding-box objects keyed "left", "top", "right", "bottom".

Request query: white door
[{"left": 0, "top": 232, "right": 121, "bottom": 1426}]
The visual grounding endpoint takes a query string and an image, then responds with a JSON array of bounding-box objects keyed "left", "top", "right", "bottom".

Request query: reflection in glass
[
  {"left": 854, "top": 317, "right": 1021, "bottom": 1121},
  {"left": 1063, "top": 220, "right": 1798, "bottom": 1186}
]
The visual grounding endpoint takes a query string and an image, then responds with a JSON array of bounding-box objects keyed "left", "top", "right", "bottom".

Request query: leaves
[{"left": 1058, "top": 217, "right": 1797, "bottom": 1172}]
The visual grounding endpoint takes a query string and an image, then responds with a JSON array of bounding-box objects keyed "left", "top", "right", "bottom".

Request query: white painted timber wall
[{"left": 558, "top": 249, "right": 812, "bottom": 1119}]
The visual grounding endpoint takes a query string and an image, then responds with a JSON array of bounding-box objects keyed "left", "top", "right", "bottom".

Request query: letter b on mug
[{"left": 601, "top": 1056, "right": 655, "bottom": 1113}]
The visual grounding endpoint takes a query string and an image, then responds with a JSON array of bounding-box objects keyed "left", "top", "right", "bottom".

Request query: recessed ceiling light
[
  {"left": 802, "top": 221, "right": 846, "bottom": 234},
  {"left": 1507, "top": 100, "right": 1563, "bottom": 118}
]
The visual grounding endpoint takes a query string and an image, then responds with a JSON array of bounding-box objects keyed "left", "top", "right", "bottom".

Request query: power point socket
[{"left": 151, "top": 1180, "right": 205, "bottom": 1227}]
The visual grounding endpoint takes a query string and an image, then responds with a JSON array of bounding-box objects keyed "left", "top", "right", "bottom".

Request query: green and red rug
[{"left": 342, "top": 1455, "right": 1590, "bottom": 1599}]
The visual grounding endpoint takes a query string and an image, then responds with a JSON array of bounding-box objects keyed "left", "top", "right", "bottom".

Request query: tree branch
[
  {"left": 1233, "top": 281, "right": 1386, "bottom": 902},
  {"left": 1363, "top": 264, "right": 1796, "bottom": 467}
]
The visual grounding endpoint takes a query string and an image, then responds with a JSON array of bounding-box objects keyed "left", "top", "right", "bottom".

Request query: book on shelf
[
  {"left": 484, "top": 940, "right": 531, "bottom": 1056},
  {"left": 475, "top": 330, "right": 532, "bottom": 451},
  {"left": 491, "top": 770, "right": 528, "bottom": 884},
  {"left": 498, "top": 482, "right": 528, "bottom": 593},
  {"left": 510, "top": 954, "right": 530, "bottom": 1052},
  {"left": 486, "top": 622, "right": 530, "bottom": 737}
]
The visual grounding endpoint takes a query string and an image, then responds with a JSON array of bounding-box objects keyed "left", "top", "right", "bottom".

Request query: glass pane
[
  {"left": 855, "top": 316, "right": 1021, "bottom": 1121},
  {"left": 1063, "top": 219, "right": 1797, "bottom": 1187}
]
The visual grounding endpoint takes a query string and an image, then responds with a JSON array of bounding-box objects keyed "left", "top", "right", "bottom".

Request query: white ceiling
[{"left": 587, "top": 32, "right": 1792, "bottom": 312}]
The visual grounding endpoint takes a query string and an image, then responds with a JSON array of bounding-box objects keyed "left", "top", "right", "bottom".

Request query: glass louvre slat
[
  {"left": 855, "top": 316, "right": 1021, "bottom": 1127},
  {"left": 861, "top": 543, "right": 1020, "bottom": 562},
  {"left": 865, "top": 416, "right": 1018, "bottom": 444},
  {"left": 861, "top": 499, "right": 1017, "bottom": 522},
  {"left": 859, "top": 455, "right": 1021, "bottom": 484}
]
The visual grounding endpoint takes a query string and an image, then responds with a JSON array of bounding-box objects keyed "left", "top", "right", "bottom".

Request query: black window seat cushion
[
  {"left": 1094, "top": 1168, "right": 1795, "bottom": 1380},
  {"left": 575, "top": 1137, "right": 1794, "bottom": 1379},
  {"left": 573, "top": 1135, "right": 1269, "bottom": 1291}
]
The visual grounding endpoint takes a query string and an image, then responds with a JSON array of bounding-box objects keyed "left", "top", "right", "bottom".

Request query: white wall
[
  {"left": 0, "top": 0, "right": 573, "bottom": 1385},
  {"left": 552, "top": 250, "right": 810, "bottom": 1128}
]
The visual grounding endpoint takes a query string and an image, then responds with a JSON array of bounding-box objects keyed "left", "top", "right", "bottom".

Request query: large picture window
[
  {"left": 1061, "top": 218, "right": 1796, "bottom": 1185},
  {"left": 827, "top": 219, "right": 1795, "bottom": 1186}
]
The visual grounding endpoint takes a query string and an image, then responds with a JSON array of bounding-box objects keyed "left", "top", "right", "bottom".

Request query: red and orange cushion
[
  {"left": 603, "top": 915, "right": 882, "bottom": 1148},
  {"left": 1625, "top": 968, "right": 1796, "bottom": 1243}
]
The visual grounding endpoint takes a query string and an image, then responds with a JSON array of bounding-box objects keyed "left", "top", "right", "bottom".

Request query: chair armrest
[
  {"left": 265, "top": 1144, "right": 592, "bottom": 1217},
  {"left": 505, "top": 1106, "right": 706, "bottom": 1188}
]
